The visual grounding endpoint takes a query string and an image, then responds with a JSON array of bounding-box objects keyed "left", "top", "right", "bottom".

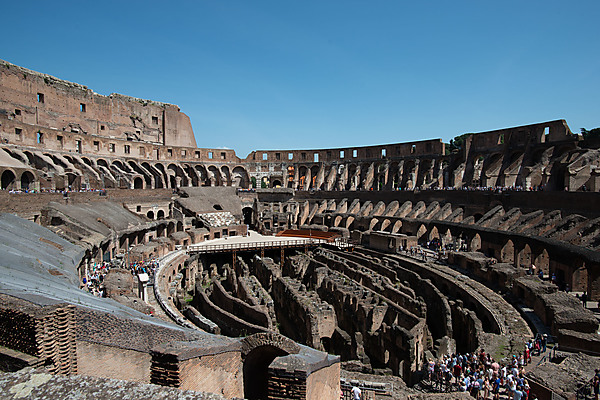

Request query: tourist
[
  {"left": 541, "top": 334, "right": 547, "bottom": 353},
  {"left": 351, "top": 385, "right": 361, "bottom": 400},
  {"left": 582, "top": 291, "right": 588, "bottom": 308}
]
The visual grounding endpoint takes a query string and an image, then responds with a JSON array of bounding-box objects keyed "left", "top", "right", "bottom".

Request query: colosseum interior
[{"left": 0, "top": 59, "right": 599, "bottom": 400}]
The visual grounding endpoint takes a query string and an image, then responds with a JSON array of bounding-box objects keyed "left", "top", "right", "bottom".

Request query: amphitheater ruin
[{"left": 0, "top": 59, "right": 599, "bottom": 400}]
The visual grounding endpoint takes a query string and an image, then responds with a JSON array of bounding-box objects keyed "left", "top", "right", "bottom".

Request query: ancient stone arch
[
  {"left": 232, "top": 166, "right": 249, "bottom": 188},
  {"left": 470, "top": 233, "right": 482, "bottom": 252},
  {"left": 241, "top": 332, "right": 300, "bottom": 400},
  {"left": 416, "top": 224, "right": 427, "bottom": 240},
  {"left": 501, "top": 240, "right": 514, "bottom": 263},
  {"left": 1, "top": 169, "right": 16, "bottom": 190},
  {"left": 369, "top": 218, "right": 379, "bottom": 231},
  {"left": 333, "top": 215, "right": 343, "bottom": 227},
  {"left": 20, "top": 171, "right": 35, "bottom": 190},
  {"left": 381, "top": 219, "right": 391, "bottom": 232},
  {"left": 133, "top": 176, "right": 144, "bottom": 189},
  {"left": 517, "top": 244, "right": 532, "bottom": 268},
  {"left": 392, "top": 220, "right": 402, "bottom": 234}
]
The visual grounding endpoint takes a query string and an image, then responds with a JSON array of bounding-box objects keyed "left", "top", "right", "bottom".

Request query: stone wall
[{"left": 77, "top": 341, "right": 150, "bottom": 382}]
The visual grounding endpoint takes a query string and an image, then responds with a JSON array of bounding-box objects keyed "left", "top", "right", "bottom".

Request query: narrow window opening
[
  {"left": 381, "top": 148, "right": 387, "bottom": 157},
  {"left": 100, "top": 125, "right": 105, "bottom": 131},
  {"left": 168, "top": 149, "right": 173, "bottom": 157},
  {"left": 276, "top": 153, "right": 281, "bottom": 161},
  {"left": 301, "top": 152, "right": 306, "bottom": 160},
  {"left": 37, "top": 93, "right": 44, "bottom": 103},
  {"left": 262, "top": 153, "right": 268, "bottom": 160},
  {"left": 152, "top": 116, "right": 159, "bottom": 124},
  {"left": 76, "top": 140, "right": 82, "bottom": 153},
  {"left": 195, "top": 151, "right": 200, "bottom": 159},
  {"left": 288, "top": 153, "right": 293, "bottom": 160},
  {"left": 37, "top": 132, "right": 44, "bottom": 144},
  {"left": 109, "top": 143, "right": 115, "bottom": 152},
  {"left": 14, "top": 109, "right": 21, "bottom": 116},
  {"left": 124, "top": 145, "right": 130, "bottom": 154},
  {"left": 80, "top": 103, "right": 86, "bottom": 112},
  {"left": 314, "top": 153, "right": 319, "bottom": 162},
  {"left": 353, "top": 149, "right": 357, "bottom": 158},
  {"left": 208, "top": 151, "right": 213, "bottom": 159},
  {"left": 221, "top": 152, "right": 226, "bottom": 160},
  {"left": 93, "top": 141, "right": 99, "bottom": 151},
  {"left": 340, "top": 150, "right": 345, "bottom": 158}
]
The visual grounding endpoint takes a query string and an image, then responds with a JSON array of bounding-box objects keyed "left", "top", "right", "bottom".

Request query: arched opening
[
  {"left": 176, "top": 221, "right": 183, "bottom": 232},
  {"left": 147, "top": 210, "right": 155, "bottom": 220},
  {"left": 243, "top": 207, "right": 254, "bottom": 228},
  {"left": 534, "top": 249, "right": 550, "bottom": 275},
  {"left": 133, "top": 177, "right": 144, "bottom": 189},
  {"left": 369, "top": 218, "right": 379, "bottom": 231},
  {"left": 470, "top": 234, "right": 481, "bottom": 252},
  {"left": 517, "top": 244, "right": 532, "bottom": 268},
  {"left": 1, "top": 170, "right": 16, "bottom": 190},
  {"left": 501, "top": 240, "right": 514, "bottom": 264},
  {"left": 333, "top": 216, "right": 342, "bottom": 227},
  {"left": 392, "top": 220, "right": 402, "bottom": 234},
  {"left": 157, "top": 210, "right": 165, "bottom": 219},
  {"left": 243, "top": 345, "right": 289, "bottom": 400},
  {"left": 428, "top": 226, "right": 440, "bottom": 242},
  {"left": 271, "top": 179, "right": 282, "bottom": 188},
  {"left": 381, "top": 219, "right": 391, "bottom": 232},
  {"left": 416, "top": 224, "right": 427, "bottom": 240},
  {"left": 346, "top": 216, "right": 355, "bottom": 230},
  {"left": 20, "top": 171, "right": 35, "bottom": 190}
]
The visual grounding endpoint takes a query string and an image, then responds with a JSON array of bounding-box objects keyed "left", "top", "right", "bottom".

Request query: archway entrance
[
  {"left": 1, "top": 170, "right": 16, "bottom": 190},
  {"left": 243, "top": 345, "right": 288, "bottom": 399},
  {"left": 241, "top": 333, "right": 299, "bottom": 400},
  {"left": 243, "top": 206, "right": 254, "bottom": 228}
]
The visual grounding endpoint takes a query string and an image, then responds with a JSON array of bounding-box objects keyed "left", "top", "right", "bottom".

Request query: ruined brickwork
[
  {"left": 1, "top": 60, "right": 600, "bottom": 400},
  {"left": 0, "top": 296, "right": 77, "bottom": 375}
]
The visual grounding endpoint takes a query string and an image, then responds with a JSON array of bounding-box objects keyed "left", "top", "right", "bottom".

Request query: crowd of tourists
[
  {"left": 7, "top": 187, "right": 106, "bottom": 194},
  {"left": 425, "top": 335, "right": 550, "bottom": 400},
  {"left": 81, "top": 258, "right": 160, "bottom": 297}
]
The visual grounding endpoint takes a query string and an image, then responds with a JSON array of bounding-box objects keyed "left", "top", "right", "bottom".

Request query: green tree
[
  {"left": 581, "top": 127, "right": 600, "bottom": 141},
  {"left": 447, "top": 133, "right": 473, "bottom": 154}
]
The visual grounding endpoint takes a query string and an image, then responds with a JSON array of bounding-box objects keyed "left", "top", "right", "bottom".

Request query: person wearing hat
[{"left": 541, "top": 334, "right": 547, "bottom": 353}]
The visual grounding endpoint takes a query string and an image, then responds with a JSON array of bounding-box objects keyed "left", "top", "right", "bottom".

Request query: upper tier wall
[{"left": 0, "top": 59, "right": 197, "bottom": 148}]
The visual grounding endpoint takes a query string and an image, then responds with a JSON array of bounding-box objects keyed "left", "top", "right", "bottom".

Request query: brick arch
[
  {"left": 333, "top": 215, "right": 343, "bottom": 227},
  {"left": 501, "top": 240, "right": 514, "bottom": 263},
  {"left": 1, "top": 168, "right": 17, "bottom": 190},
  {"left": 381, "top": 219, "right": 392, "bottom": 232},
  {"left": 241, "top": 332, "right": 300, "bottom": 357},
  {"left": 470, "top": 233, "right": 482, "bottom": 252},
  {"left": 369, "top": 218, "right": 379, "bottom": 231},
  {"left": 241, "top": 332, "right": 301, "bottom": 400}
]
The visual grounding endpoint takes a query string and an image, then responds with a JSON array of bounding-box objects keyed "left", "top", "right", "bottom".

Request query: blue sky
[{"left": 4, "top": 1, "right": 599, "bottom": 158}]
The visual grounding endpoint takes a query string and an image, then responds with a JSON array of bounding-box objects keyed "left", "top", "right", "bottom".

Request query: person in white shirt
[{"left": 351, "top": 386, "right": 361, "bottom": 400}]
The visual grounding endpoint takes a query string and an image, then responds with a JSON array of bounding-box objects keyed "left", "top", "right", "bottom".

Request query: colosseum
[{"left": 0, "top": 59, "right": 599, "bottom": 400}]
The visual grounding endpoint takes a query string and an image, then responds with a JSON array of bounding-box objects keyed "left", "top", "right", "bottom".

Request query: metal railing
[{"left": 188, "top": 237, "right": 353, "bottom": 254}]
